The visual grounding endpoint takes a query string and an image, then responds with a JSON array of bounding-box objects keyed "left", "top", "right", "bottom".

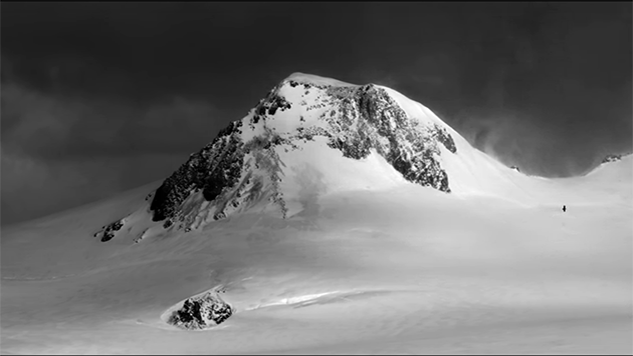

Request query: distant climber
[{"left": 562, "top": 205, "right": 566, "bottom": 212}]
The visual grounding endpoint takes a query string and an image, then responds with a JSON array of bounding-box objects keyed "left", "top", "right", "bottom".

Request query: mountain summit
[{"left": 94, "top": 73, "right": 537, "bottom": 242}]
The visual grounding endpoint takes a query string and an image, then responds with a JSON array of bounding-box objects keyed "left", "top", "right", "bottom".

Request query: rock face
[
  {"left": 167, "top": 292, "right": 233, "bottom": 330},
  {"left": 149, "top": 120, "right": 246, "bottom": 227},
  {"left": 319, "top": 84, "right": 455, "bottom": 192},
  {"left": 99, "top": 74, "right": 461, "bottom": 235}
]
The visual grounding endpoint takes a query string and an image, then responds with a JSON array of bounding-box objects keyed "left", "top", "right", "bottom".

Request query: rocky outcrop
[
  {"left": 252, "top": 89, "right": 292, "bottom": 124},
  {"left": 601, "top": 153, "right": 630, "bottom": 164},
  {"left": 95, "top": 218, "right": 125, "bottom": 242},
  {"left": 433, "top": 124, "right": 457, "bottom": 154},
  {"left": 315, "top": 84, "right": 454, "bottom": 192},
  {"left": 149, "top": 121, "right": 245, "bottom": 227},
  {"left": 167, "top": 291, "right": 233, "bottom": 330}
]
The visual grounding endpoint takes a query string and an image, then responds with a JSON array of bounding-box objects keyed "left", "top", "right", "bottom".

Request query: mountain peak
[
  {"left": 282, "top": 72, "right": 357, "bottom": 88},
  {"left": 93, "top": 74, "right": 511, "bottom": 242}
]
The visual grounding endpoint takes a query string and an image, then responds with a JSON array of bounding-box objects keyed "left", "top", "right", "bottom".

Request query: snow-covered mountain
[
  {"left": 2, "top": 73, "right": 631, "bottom": 355},
  {"left": 94, "top": 73, "right": 547, "bottom": 244}
]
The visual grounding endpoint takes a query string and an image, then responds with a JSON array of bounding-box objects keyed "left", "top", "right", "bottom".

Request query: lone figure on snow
[{"left": 562, "top": 205, "right": 566, "bottom": 212}]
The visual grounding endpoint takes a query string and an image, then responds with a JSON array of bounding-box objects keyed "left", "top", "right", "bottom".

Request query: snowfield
[{"left": 1, "top": 74, "right": 631, "bottom": 355}]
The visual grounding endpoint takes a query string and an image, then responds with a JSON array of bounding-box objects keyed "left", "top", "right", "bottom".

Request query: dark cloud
[
  {"left": 1, "top": 147, "right": 185, "bottom": 226},
  {"left": 1, "top": 2, "right": 631, "bottom": 225}
]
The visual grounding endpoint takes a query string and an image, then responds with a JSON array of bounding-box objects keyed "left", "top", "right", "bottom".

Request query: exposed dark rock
[
  {"left": 602, "top": 153, "right": 627, "bottom": 164},
  {"left": 251, "top": 89, "right": 292, "bottom": 124},
  {"left": 267, "top": 95, "right": 291, "bottom": 116},
  {"left": 320, "top": 84, "right": 454, "bottom": 193},
  {"left": 294, "top": 126, "right": 330, "bottom": 142},
  {"left": 167, "top": 292, "right": 233, "bottom": 330},
  {"left": 149, "top": 120, "right": 245, "bottom": 223},
  {"left": 327, "top": 135, "right": 372, "bottom": 160},
  {"left": 433, "top": 125, "right": 457, "bottom": 153},
  {"left": 98, "top": 219, "right": 125, "bottom": 242}
]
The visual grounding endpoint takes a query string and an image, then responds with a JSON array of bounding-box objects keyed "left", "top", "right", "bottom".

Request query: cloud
[
  {"left": 0, "top": 147, "right": 187, "bottom": 226},
  {"left": 445, "top": 105, "right": 598, "bottom": 178},
  {"left": 1, "top": 80, "right": 87, "bottom": 155},
  {"left": 1, "top": 148, "right": 106, "bottom": 225},
  {"left": 1, "top": 69, "right": 225, "bottom": 160},
  {"left": 1, "top": 62, "right": 229, "bottom": 226},
  {"left": 0, "top": 148, "right": 50, "bottom": 189}
]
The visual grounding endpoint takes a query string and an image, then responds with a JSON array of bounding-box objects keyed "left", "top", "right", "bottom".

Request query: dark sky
[{"left": 2, "top": 2, "right": 631, "bottom": 225}]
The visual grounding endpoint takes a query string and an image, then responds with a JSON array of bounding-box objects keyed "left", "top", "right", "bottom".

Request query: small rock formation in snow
[
  {"left": 94, "top": 218, "right": 126, "bottom": 242},
  {"left": 167, "top": 291, "right": 233, "bottom": 330},
  {"left": 601, "top": 153, "right": 630, "bottom": 164},
  {"left": 511, "top": 165, "right": 521, "bottom": 172}
]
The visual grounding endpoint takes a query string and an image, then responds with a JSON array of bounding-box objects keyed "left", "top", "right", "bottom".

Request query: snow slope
[{"left": 1, "top": 73, "right": 631, "bottom": 355}]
